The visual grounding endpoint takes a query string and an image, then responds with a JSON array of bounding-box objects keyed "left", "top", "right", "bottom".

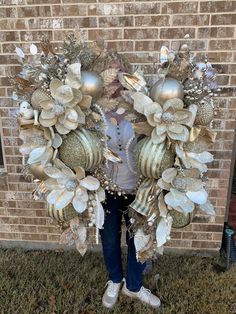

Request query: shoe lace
[
  {"left": 105, "top": 280, "right": 120, "bottom": 297},
  {"left": 139, "top": 286, "right": 152, "bottom": 301}
]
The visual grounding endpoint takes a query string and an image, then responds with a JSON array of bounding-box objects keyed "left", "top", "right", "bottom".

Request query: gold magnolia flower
[
  {"left": 158, "top": 167, "right": 215, "bottom": 215},
  {"left": 44, "top": 159, "right": 104, "bottom": 213},
  {"left": 132, "top": 93, "right": 192, "bottom": 144},
  {"left": 33, "top": 63, "right": 87, "bottom": 134}
]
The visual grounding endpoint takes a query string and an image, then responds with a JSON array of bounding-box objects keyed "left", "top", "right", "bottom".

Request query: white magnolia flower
[
  {"left": 175, "top": 143, "right": 214, "bottom": 173},
  {"left": 23, "top": 127, "right": 62, "bottom": 166},
  {"left": 132, "top": 92, "right": 192, "bottom": 144},
  {"left": 158, "top": 167, "right": 215, "bottom": 215},
  {"left": 44, "top": 159, "right": 102, "bottom": 212}
]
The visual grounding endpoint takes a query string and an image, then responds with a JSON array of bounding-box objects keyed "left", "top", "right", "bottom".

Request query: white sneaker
[
  {"left": 122, "top": 281, "right": 161, "bottom": 309},
  {"left": 102, "top": 280, "right": 122, "bottom": 309}
]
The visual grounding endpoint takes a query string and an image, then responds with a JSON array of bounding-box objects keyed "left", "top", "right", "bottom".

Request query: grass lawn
[{"left": 0, "top": 248, "right": 235, "bottom": 314}]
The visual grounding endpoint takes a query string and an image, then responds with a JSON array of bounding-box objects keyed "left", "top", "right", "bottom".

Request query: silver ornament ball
[
  {"left": 80, "top": 71, "right": 103, "bottom": 99},
  {"left": 150, "top": 77, "right": 184, "bottom": 105}
]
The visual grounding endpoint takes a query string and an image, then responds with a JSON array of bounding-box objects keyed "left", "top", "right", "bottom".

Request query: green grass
[{"left": 0, "top": 248, "right": 235, "bottom": 314}]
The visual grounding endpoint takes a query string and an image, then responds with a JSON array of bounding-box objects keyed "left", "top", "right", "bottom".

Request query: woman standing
[{"left": 99, "top": 109, "right": 161, "bottom": 309}]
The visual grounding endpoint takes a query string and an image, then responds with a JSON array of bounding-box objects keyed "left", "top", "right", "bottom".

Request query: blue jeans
[{"left": 99, "top": 193, "right": 146, "bottom": 292}]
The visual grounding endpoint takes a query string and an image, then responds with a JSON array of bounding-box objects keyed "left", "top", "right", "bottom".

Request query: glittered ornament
[
  {"left": 134, "top": 137, "right": 175, "bottom": 179},
  {"left": 59, "top": 127, "right": 103, "bottom": 171},
  {"left": 150, "top": 77, "right": 184, "bottom": 105},
  {"left": 170, "top": 210, "right": 194, "bottom": 228},
  {"left": 47, "top": 203, "right": 78, "bottom": 222},
  {"left": 80, "top": 71, "right": 103, "bottom": 99},
  {"left": 195, "top": 100, "right": 214, "bottom": 126}
]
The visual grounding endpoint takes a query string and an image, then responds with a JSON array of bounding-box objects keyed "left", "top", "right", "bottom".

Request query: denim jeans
[{"left": 99, "top": 193, "right": 146, "bottom": 292}]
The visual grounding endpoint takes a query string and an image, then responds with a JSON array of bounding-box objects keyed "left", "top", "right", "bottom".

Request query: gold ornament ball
[
  {"left": 29, "top": 163, "right": 48, "bottom": 181},
  {"left": 59, "top": 127, "right": 103, "bottom": 171},
  {"left": 134, "top": 137, "right": 175, "bottom": 179},
  {"left": 47, "top": 203, "right": 78, "bottom": 222},
  {"left": 150, "top": 77, "right": 184, "bottom": 105},
  {"left": 80, "top": 71, "right": 103, "bottom": 99}
]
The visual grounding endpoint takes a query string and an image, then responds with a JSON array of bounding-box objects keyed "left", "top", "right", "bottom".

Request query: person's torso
[{"left": 104, "top": 114, "right": 138, "bottom": 193}]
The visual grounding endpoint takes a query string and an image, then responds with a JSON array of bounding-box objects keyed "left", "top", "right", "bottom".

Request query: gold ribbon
[
  {"left": 130, "top": 178, "right": 159, "bottom": 217},
  {"left": 189, "top": 126, "right": 217, "bottom": 143}
]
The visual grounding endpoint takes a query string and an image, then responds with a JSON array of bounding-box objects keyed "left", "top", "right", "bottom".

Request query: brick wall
[{"left": 0, "top": 0, "right": 235, "bottom": 252}]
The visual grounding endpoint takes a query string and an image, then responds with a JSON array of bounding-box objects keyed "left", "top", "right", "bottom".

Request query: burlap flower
[{"left": 158, "top": 167, "right": 215, "bottom": 215}]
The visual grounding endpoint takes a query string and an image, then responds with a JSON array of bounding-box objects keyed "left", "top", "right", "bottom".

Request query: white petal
[
  {"left": 75, "top": 241, "right": 87, "bottom": 256},
  {"left": 132, "top": 92, "right": 153, "bottom": 115},
  {"left": 47, "top": 189, "right": 64, "bottom": 204},
  {"left": 44, "top": 178, "right": 59, "bottom": 190},
  {"left": 47, "top": 189, "right": 74, "bottom": 210},
  {"left": 30, "top": 44, "right": 38, "bottom": 55},
  {"left": 187, "top": 151, "right": 214, "bottom": 164},
  {"left": 151, "top": 128, "right": 166, "bottom": 144},
  {"left": 165, "top": 191, "right": 181, "bottom": 209},
  {"left": 74, "top": 223, "right": 87, "bottom": 256},
  {"left": 199, "top": 200, "right": 215, "bottom": 215},
  {"left": 158, "top": 192, "right": 168, "bottom": 217},
  {"left": 134, "top": 229, "right": 151, "bottom": 252},
  {"left": 186, "top": 188, "right": 208, "bottom": 205},
  {"left": 15, "top": 47, "right": 25, "bottom": 58},
  {"left": 156, "top": 215, "right": 173, "bottom": 247},
  {"left": 162, "top": 167, "right": 178, "bottom": 184},
  {"left": 143, "top": 102, "right": 162, "bottom": 117},
  {"left": 75, "top": 186, "right": 89, "bottom": 202},
  {"left": 80, "top": 176, "right": 100, "bottom": 191},
  {"left": 72, "top": 197, "right": 87, "bottom": 213},
  {"left": 167, "top": 127, "right": 189, "bottom": 142},
  {"left": 27, "top": 146, "right": 46, "bottom": 164},
  {"left": 157, "top": 178, "right": 171, "bottom": 191},
  {"left": 94, "top": 194, "right": 105, "bottom": 229},
  {"left": 44, "top": 166, "right": 65, "bottom": 179},
  {"left": 96, "top": 187, "right": 106, "bottom": 202}
]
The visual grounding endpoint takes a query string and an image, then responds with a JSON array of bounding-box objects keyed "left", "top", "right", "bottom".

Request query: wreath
[{"left": 10, "top": 32, "right": 219, "bottom": 261}]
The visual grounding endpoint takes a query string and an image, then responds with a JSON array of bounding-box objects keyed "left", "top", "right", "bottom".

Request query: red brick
[
  {"left": 89, "top": 29, "right": 123, "bottom": 41},
  {"left": 99, "top": 16, "right": 133, "bottom": 28},
  {"left": 106, "top": 41, "right": 134, "bottom": 52},
  {"left": 124, "top": 29, "right": 159, "bottom": 40},
  {"left": 201, "top": 1, "right": 236, "bottom": 13},
  {"left": 209, "top": 40, "right": 236, "bottom": 51},
  {"left": 17, "top": 6, "right": 51, "bottom": 18},
  {"left": 211, "top": 14, "right": 236, "bottom": 25},
  {"left": 88, "top": 4, "right": 123, "bottom": 16},
  {"left": 52, "top": 4, "right": 87, "bottom": 16},
  {"left": 172, "top": 15, "right": 210, "bottom": 26},
  {"left": 162, "top": 2, "right": 198, "bottom": 14},
  {"left": 160, "top": 28, "right": 195, "bottom": 39},
  {"left": 135, "top": 15, "right": 170, "bottom": 27},
  {"left": 124, "top": 3, "right": 160, "bottom": 15},
  {"left": 198, "top": 27, "right": 235, "bottom": 39}
]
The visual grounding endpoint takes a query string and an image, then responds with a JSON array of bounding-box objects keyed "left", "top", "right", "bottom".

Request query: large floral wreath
[{"left": 11, "top": 32, "right": 219, "bottom": 261}]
